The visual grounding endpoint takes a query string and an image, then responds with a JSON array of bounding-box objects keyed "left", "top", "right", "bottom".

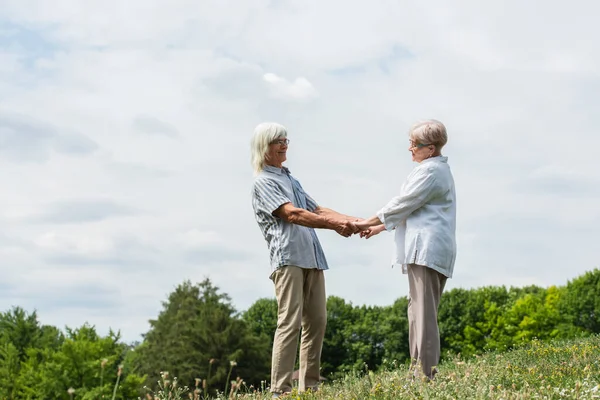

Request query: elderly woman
[{"left": 354, "top": 119, "right": 456, "bottom": 380}]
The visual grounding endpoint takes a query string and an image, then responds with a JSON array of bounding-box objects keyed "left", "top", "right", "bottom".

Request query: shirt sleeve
[
  {"left": 376, "top": 167, "right": 439, "bottom": 231},
  {"left": 253, "top": 178, "right": 292, "bottom": 216}
]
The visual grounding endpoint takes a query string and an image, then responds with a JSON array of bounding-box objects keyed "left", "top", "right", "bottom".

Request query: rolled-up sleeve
[
  {"left": 254, "top": 178, "right": 292, "bottom": 216},
  {"left": 376, "top": 167, "right": 439, "bottom": 231}
]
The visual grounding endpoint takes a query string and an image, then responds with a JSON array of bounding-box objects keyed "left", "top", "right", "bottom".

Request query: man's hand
[
  {"left": 334, "top": 220, "right": 360, "bottom": 237},
  {"left": 360, "top": 224, "right": 385, "bottom": 239}
]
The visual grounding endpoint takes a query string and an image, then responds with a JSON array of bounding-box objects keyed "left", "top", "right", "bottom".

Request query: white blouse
[{"left": 376, "top": 156, "right": 457, "bottom": 278}]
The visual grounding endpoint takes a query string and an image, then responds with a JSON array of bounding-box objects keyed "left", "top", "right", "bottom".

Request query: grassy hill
[{"left": 153, "top": 335, "right": 600, "bottom": 399}]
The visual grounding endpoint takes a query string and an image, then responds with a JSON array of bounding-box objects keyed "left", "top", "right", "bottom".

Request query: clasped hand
[{"left": 335, "top": 219, "right": 384, "bottom": 239}]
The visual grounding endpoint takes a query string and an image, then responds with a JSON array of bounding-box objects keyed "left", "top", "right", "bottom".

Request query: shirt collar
[
  {"left": 263, "top": 165, "right": 290, "bottom": 175},
  {"left": 421, "top": 155, "right": 448, "bottom": 164}
]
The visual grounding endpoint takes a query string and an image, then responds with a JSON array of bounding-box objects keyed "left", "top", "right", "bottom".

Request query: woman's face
[{"left": 409, "top": 140, "right": 434, "bottom": 163}]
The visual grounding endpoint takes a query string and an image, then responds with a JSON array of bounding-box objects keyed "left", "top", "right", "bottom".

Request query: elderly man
[{"left": 250, "top": 122, "right": 357, "bottom": 397}]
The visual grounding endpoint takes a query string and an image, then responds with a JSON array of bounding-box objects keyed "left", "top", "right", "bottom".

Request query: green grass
[{"left": 154, "top": 335, "right": 600, "bottom": 400}]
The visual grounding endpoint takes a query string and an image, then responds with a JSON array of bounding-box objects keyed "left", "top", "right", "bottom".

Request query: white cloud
[
  {"left": 176, "top": 229, "right": 224, "bottom": 249},
  {"left": 0, "top": 0, "right": 599, "bottom": 342},
  {"left": 34, "top": 231, "right": 114, "bottom": 254},
  {"left": 263, "top": 72, "right": 318, "bottom": 101}
]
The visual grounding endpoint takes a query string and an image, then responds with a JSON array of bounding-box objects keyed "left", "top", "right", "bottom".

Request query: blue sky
[{"left": 0, "top": 0, "right": 599, "bottom": 343}]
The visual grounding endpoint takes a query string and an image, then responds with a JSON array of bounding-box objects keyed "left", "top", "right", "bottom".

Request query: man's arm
[
  {"left": 273, "top": 203, "right": 356, "bottom": 237},
  {"left": 313, "top": 206, "right": 359, "bottom": 222}
]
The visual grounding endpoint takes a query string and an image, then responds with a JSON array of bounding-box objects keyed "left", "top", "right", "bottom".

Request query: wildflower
[
  {"left": 195, "top": 378, "right": 201, "bottom": 387},
  {"left": 101, "top": 358, "right": 108, "bottom": 368},
  {"left": 67, "top": 388, "right": 75, "bottom": 395},
  {"left": 117, "top": 364, "right": 123, "bottom": 377},
  {"left": 230, "top": 360, "right": 237, "bottom": 367},
  {"left": 209, "top": 358, "right": 216, "bottom": 364}
]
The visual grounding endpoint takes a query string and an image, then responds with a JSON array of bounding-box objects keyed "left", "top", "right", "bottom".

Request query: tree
[
  {"left": 438, "top": 286, "right": 511, "bottom": 357},
  {"left": 380, "top": 297, "right": 410, "bottom": 367},
  {"left": 134, "top": 279, "right": 270, "bottom": 396},
  {"left": 559, "top": 268, "right": 600, "bottom": 334},
  {"left": 0, "top": 307, "right": 44, "bottom": 360},
  {"left": 321, "top": 296, "right": 355, "bottom": 378},
  {"left": 17, "top": 324, "right": 144, "bottom": 400},
  {"left": 243, "top": 298, "right": 278, "bottom": 349},
  {"left": 0, "top": 306, "right": 62, "bottom": 399},
  {"left": 0, "top": 340, "right": 20, "bottom": 399}
]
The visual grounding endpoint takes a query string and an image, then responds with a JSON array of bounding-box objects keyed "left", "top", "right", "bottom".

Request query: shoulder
[
  {"left": 411, "top": 162, "right": 438, "bottom": 179},
  {"left": 253, "top": 173, "right": 284, "bottom": 195},
  {"left": 408, "top": 160, "right": 452, "bottom": 189},
  {"left": 418, "top": 158, "right": 451, "bottom": 175},
  {"left": 253, "top": 173, "right": 272, "bottom": 185},
  {"left": 253, "top": 173, "right": 271, "bottom": 189}
]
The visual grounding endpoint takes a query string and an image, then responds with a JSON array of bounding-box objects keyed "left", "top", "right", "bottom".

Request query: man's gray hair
[
  {"left": 250, "top": 122, "right": 288, "bottom": 175},
  {"left": 409, "top": 120, "right": 448, "bottom": 149}
]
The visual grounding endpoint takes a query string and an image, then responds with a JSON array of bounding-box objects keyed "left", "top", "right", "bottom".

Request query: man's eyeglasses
[{"left": 271, "top": 138, "right": 290, "bottom": 146}]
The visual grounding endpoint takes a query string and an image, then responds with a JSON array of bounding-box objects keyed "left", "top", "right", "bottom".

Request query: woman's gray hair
[
  {"left": 250, "top": 122, "right": 288, "bottom": 175},
  {"left": 409, "top": 119, "right": 448, "bottom": 149}
]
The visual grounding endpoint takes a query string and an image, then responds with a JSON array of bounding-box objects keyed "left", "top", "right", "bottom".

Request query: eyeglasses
[
  {"left": 409, "top": 141, "right": 432, "bottom": 149},
  {"left": 271, "top": 138, "right": 290, "bottom": 146}
]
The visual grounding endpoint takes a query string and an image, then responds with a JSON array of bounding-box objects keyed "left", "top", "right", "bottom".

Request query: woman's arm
[
  {"left": 354, "top": 215, "right": 383, "bottom": 230},
  {"left": 355, "top": 167, "right": 439, "bottom": 232},
  {"left": 359, "top": 224, "right": 386, "bottom": 239}
]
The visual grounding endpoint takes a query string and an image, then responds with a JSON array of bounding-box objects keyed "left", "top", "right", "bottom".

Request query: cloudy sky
[{"left": 1, "top": 0, "right": 598, "bottom": 343}]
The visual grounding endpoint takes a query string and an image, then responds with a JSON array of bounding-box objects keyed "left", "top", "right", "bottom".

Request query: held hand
[
  {"left": 352, "top": 218, "right": 369, "bottom": 232},
  {"left": 360, "top": 224, "right": 385, "bottom": 239},
  {"left": 335, "top": 220, "right": 355, "bottom": 237},
  {"left": 349, "top": 220, "right": 363, "bottom": 235}
]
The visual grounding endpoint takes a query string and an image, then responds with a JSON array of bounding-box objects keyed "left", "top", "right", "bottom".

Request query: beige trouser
[
  {"left": 270, "top": 266, "right": 327, "bottom": 394},
  {"left": 407, "top": 264, "right": 447, "bottom": 379}
]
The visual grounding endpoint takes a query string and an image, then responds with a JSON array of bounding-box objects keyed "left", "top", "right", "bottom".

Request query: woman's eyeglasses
[{"left": 410, "top": 141, "right": 431, "bottom": 149}]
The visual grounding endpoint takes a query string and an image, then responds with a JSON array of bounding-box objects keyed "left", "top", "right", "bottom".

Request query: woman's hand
[
  {"left": 352, "top": 219, "right": 369, "bottom": 232},
  {"left": 360, "top": 224, "right": 385, "bottom": 239}
]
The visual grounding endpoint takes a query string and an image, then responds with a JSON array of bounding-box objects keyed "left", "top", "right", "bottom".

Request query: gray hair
[
  {"left": 250, "top": 122, "right": 288, "bottom": 175},
  {"left": 409, "top": 119, "right": 448, "bottom": 149}
]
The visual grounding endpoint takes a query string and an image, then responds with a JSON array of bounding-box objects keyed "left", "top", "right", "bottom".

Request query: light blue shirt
[
  {"left": 252, "top": 165, "right": 329, "bottom": 276},
  {"left": 376, "top": 156, "right": 457, "bottom": 278}
]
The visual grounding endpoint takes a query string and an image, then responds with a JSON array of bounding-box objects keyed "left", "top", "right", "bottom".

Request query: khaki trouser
[
  {"left": 270, "top": 266, "right": 327, "bottom": 394},
  {"left": 407, "top": 264, "right": 447, "bottom": 379}
]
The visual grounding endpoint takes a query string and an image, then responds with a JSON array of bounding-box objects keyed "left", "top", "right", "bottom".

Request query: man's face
[{"left": 266, "top": 137, "right": 289, "bottom": 167}]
